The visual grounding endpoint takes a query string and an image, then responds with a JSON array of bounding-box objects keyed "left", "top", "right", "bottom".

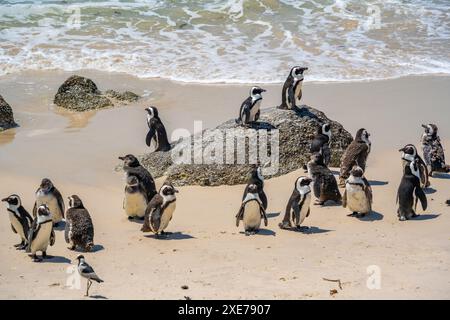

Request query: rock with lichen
[{"left": 0, "top": 95, "right": 17, "bottom": 131}]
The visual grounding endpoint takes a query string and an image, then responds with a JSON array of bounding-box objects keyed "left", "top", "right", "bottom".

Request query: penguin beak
[
  {"left": 118, "top": 156, "right": 125, "bottom": 160},
  {"left": 398, "top": 147, "right": 405, "bottom": 152},
  {"left": 304, "top": 178, "right": 312, "bottom": 184},
  {"left": 174, "top": 189, "right": 179, "bottom": 193},
  {"left": 261, "top": 89, "right": 267, "bottom": 92},
  {"left": 1, "top": 197, "right": 8, "bottom": 202}
]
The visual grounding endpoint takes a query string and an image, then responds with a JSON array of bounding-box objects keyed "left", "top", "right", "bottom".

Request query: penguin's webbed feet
[
  {"left": 31, "top": 254, "right": 42, "bottom": 262},
  {"left": 347, "top": 212, "right": 358, "bottom": 217},
  {"left": 399, "top": 215, "right": 407, "bottom": 221},
  {"left": 278, "top": 221, "right": 291, "bottom": 230}
]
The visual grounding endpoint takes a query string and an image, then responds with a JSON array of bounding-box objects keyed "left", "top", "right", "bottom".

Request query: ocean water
[{"left": 0, "top": 0, "right": 449, "bottom": 83}]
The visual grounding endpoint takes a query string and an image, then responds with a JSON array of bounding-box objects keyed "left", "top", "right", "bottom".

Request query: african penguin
[
  {"left": 76, "top": 255, "right": 103, "bottom": 297},
  {"left": 27, "top": 204, "right": 55, "bottom": 262},
  {"left": 1, "top": 194, "right": 33, "bottom": 250},
  {"left": 399, "top": 144, "right": 429, "bottom": 188},
  {"left": 421, "top": 124, "right": 449, "bottom": 175},
  {"left": 397, "top": 159, "right": 427, "bottom": 221},
  {"left": 123, "top": 174, "right": 148, "bottom": 220},
  {"left": 343, "top": 166, "right": 373, "bottom": 218},
  {"left": 145, "top": 106, "right": 171, "bottom": 152},
  {"left": 65, "top": 195, "right": 95, "bottom": 252},
  {"left": 310, "top": 123, "right": 332, "bottom": 166},
  {"left": 119, "top": 154, "right": 157, "bottom": 201},
  {"left": 242, "top": 165, "right": 268, "bottom": 210},
  {"left": 339, "top": 128, "right": 371, "bottom": 187},
  {"left": 278, "top": 66, "right": 308, "bottom": 110},
  {"left": 33, "top": 178, "right": 65, "bottom": 226},
  {"left": 279, "top": 176, "right": 312, "bottom": 231},
  {"left": 307, "top": 152, "right": 341, "bottom": 205},
  {"left": 236, "top": 86, "right": 266, "bottom": 126},
  {"left": 141, "top": 183, "right": 178, "bottom": 238},
  {"left": 235, "top": 184, "right": 268, "bottom": 236}
]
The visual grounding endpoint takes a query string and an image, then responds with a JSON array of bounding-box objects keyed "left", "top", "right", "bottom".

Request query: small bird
[{"left": 76, "top": 255, "right": 104, "bottom": 297}]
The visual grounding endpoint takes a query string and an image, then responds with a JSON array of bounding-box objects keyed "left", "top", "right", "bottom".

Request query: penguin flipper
[
  {"left": 288, "top": 85, "right": 295, "bottom": 108},
  {"left": 32, "top": 202, "right": 37, "bottom": 219},
  {"left": 306, "top": 208, "right": 311, "bottom": 218},
  {"left": 145, "top": 127, "right": 156, "bottom": 147},
  {"left": 64, "top": 219, "right": 70, "bottom": 243},
  {"left": 342, "top": 189, "right": 347, "bottom": 208},
  {"left": 261, "top": 207, "right": 268, "bottom": 227},
  {"left": 50, "top": 229, "right": 56, "bottom": 246},
  {"left": 415, "top": 186, "right": 427, "bottom": 211},
  {"left": 11, "top": 224, "right": 17, "bottom": 234},
  {"left": 141, "top": 194, "right": 163, "bottom": 232},
  {"left": 53, "top": 187, "right": 65, "bottom": 218},
  {"left": 235, "top": 205, "right": 245, "bottom": 227}
]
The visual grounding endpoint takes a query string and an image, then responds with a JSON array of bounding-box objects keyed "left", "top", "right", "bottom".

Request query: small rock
[
  {"left": 0, "top": 95, "right": 17, "bottom": 131},
  {"left": 49, "top": 283, "right": 60, "bottom": 287},
  {"left": 181, "top": 285, "right": 189, "bottom": 290},
  {"left": 184, "top": 296, "right": 191, "bottom": 300},
  {"left": 330, "top": 289, "right": 338, "bottom": 296}
]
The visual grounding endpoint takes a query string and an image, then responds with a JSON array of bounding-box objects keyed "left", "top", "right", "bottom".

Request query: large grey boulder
[
  {"left": 54, "top": 75, "right": 139, "bottom": 111},
  {"left": 0, "top": 95, "right": 17, "bottom": 131},
  {"left": 134, "top": 105, "right": 353, "bottom": 186}
]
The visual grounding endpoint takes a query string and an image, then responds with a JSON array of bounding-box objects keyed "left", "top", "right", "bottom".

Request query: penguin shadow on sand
[
  {"left": 238, "top": 229, "right": 276, "bottom": 236},
  {"left": 409, "top": 213, "right": 440, "bottom": 221},
  {"left": 144, "top": 231, "right": 195, "bottom": 241},
  {"left": 33, "top": 255, "right": 71, "bottom": 264},
  {"left": 356, "top": 211, "right": 384, "bottom": 222},
  {"left": 424, "top": 187, "right": 437, "bottom": 195},
  {"left": 53, "top": 221, "right": 66, "bottom": 231},
  {"left": 283, "top": 226, "right": 332, "bottom": 235},
  {"left": 88, "top": 295, "right": 108, "bottom": 300},
  {"left": 69, "top": 244, "right": 105, "bottom": 253},
  {"left": 368, "top": 180, "right": 389, "bottom": 186},
  {"left": 432, "top": 173, "right": 450, "bottom": 180}
]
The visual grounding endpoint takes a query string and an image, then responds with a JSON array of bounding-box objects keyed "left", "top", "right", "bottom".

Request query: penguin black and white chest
[
  {"left": 27, "top": 204, "right": 55, "bottom": 262},
  {"left": 399, "top": 144, "right": 429, "bottom": 188},
  {"left": 307, "top": 152, "right": 341, "bottom": 205},
  {"left": 310, "top": 123, "right": 332, "bottom": 165},
  {"left": 2, "top": 194, "right": 33, "bottom": 250},
  {"left": 397, "top": 159, "right": 427, "bottom": 221},
  {"left": 235, "top": 184, "right": 268, "bottom": 236},
  {"left": 339, "top": 128, "right": 371, "bottom": 187},
  {"left": 421, "top": 124, "right": 449, "bottom": 175},
  {"left": 279, "top": 66, "right": 308, "bottom": 110},
  {"left": 123, "top": 175, "right": 148, "bottom": 219},
  {"left": 33, "top": 178, "right": 65, "bottom": 225},
  {"left": 65, "top": 195, "right": 95, "bottom": 252},
  {"left": 242, "top": 166, "right": 268, "bottom": 210},
  {"left": 343, "top": 166, "right": 372, "bottom": 217},
  {"left": 236, "top": 86, "right": 266, "bottom": 125},
  {"left": 145, "top": 106, "right": 171, "bottom": 152},
  {"left": 279, "top": 177, "right": 312, "bottom": 230},
  {"left": 119, "top": 154, "right": 157, "bottom": 201},
  {"left": 141, "top": 183, "right": 178, "bottom": 237}
]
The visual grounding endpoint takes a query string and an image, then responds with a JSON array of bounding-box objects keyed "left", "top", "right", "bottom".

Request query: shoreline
[{"left": 0, "top": 70, "right": 449, "bottom": 299}]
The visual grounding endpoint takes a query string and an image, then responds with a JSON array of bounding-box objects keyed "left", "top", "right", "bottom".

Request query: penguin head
[
  {"left": 68, "top": 195, "right": 84, "bottom": 209},
  {"left": 160, "top": 183, "right": 179, "bottom": 197},
  {"left": 250, "top": 86, "right": 266, "bottom": 99},
  {"left": 76, "top": 254, "right": 85, "bottom": 263},
  {"left": 126, "top": 175, "right": 140, "bottom": 187},
  {"left": 311, "top": 152, "right": 325, "bottom": 165},
  {"left": 37, "top": 204, "right": 51, "bottom": 217},
  {"left": 118, "top": 154, "right": 140, "bottom": 167},
  {"left": 350, "top": 166, "right": 364, "bottom": 178},
  {"left": 290, "top": 66, "right": 308, "bottom": 79},
  {"left": 295, "top": 177, "right": 312, "bottom": 192},
  {"left": 1, "top": 194, "right": 21, "bottom": 209},
  {"left": 399, "top": 144, "right": 417, "bottom": 157},
  {"left": 247, "top": 183, "right": 259, "bottom": 194},
  {"left": 356, "top": 128, "right": 371, "bottom": 144},
  {"left": 320, "top": 123, "right": 331, "bottom": 140},
  {"left": 39, "top": 178, "right": 54, "bottom": 192},
  {"left": 422, "top": 124, "right": 437, "bottom": 136},
  {"left": 145, "top": 106, "right": 159, "bottom": 119}
]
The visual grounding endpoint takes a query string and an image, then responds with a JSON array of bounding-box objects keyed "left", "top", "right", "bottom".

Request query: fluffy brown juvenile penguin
[
  {"left": 65, "top": 195, "right": 95, "bottom": 252},
  {"left": 339, "top": 128, "right": 371, "bottom": 187},
  {"left": 307, "top": 152, "right": 341, "bottom": 205}
]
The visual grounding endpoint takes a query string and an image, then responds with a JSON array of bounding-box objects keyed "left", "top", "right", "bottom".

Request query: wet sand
[{"left": 0, "top": 71, "right": 449, "bottom": 299}]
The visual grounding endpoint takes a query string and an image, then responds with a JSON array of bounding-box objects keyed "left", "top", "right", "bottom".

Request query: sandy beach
[{"left": 0, "top": 71, "right": 449, "bottom": 299}]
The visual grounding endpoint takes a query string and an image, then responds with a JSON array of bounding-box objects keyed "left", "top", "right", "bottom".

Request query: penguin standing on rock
[
  {"left": 397, "top": 159, "right": 427, "bottom": 221},
  {"left": 307, "top": 152, "right": 341, "bottom": 205},
  {"left": 119, "top": 154, "right": 157, "bottom": 201},
  {"left": 421, "top": 124, "right": 449, "bottom": 175},
  {"left": 236, "top": 86, "right": 266, "bottom": 126},
  {"left": 310, "top": 123, "right": 332, "bottom": 166},
  {"left": 27, "top": 204, "right": 55, "bottom": 262},
  {"left": 242, "top": 166, "right": 268, "bottom": 210},
  {"left": 343, "top": 166, "right": 372, "bottom": 217},
  {"left": 123, "top": 175, "right": 148, "bottom": 220},
  {"left": 33, "top": 178, "right": 65, "bottom": 226},
  {"left": 279, "top": 177, "right": 312, "bottom": 231},
  {"left": 145, "top": 106, "right": 171, "bottom": 152},
  {"left": 2, "top": 195, "right": 33, "bottom": 250},
  {"left": 236, "top": 184, "right": 268, "bottom": 236},
  {"left": 339, "top": 128, "right": 371, "bottom": 187},
  {"left": 399, "top": 144, "right": 429, "bottom": 188},
  {"left": 141, "top": 183, "right": 178, "bottom": 238},
  {"left": 279, "top": 66, "right": 308, "bottom": 110},
  {"left": 65, "top": 195, "right": 95, "bottom": 252}
]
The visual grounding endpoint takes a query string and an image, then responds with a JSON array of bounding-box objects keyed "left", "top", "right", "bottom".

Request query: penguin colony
[{"left": 1, "top": 66, "right": 449, "bottom": 296}]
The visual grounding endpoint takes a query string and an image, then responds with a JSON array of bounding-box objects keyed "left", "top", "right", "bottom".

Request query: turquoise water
[{"left": 0, "top": 0, "right": 449, "bottom": 83}]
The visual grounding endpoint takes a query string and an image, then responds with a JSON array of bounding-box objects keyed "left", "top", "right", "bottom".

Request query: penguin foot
[
  {"left": 347, "top": 212, "right": 358, "bottom": 217},
  {"left": 127, "top": 216, "right": 134, "bottom": 221},
  {"left": 399, "top": 216, "right": 407, "bottom": 221},
  {"left": 67, "top": 245, "right": 76, "bottom": 250},
  {"left": 278, "top": 222, "right": 291, "bottom": 230},
  {"left": 13, "top": 243, "right": 22, "bottom": 248},
  {"left": 138, "top": 216, "right": 145, "bottom": 221},
  {"left": 296, "top": 226, "right": 309, "bottom": 232},
  {"left": 31, "top": 255, "right": 42, "bottom": 262},
  {"left": 53, "top": 222, "right": 59, "bottom": 227},
  {"left": 16, "top": 243, "right": 27, "bottom": 250},
  {"left": 245, "top": 231, "right": 251, "bottom": 236},
  {"left": 313, "top": 200, "right": 324, "bottom": 206}
]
